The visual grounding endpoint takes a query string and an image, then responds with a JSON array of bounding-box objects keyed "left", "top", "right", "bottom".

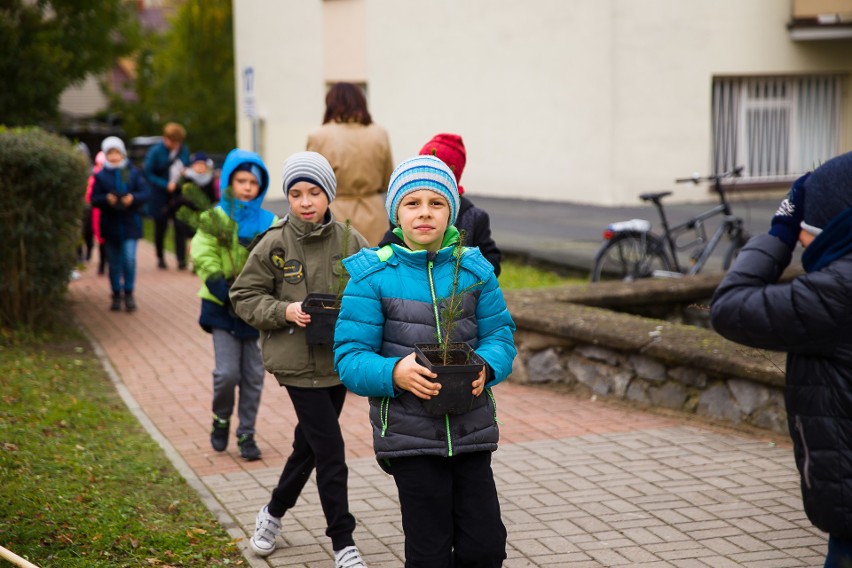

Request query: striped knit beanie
[
  {"left": 281, "top": 151, "right": 337, "bottom": 202},
  {"left": 386, "top": 155, "right": 459, "bottom": 226}
]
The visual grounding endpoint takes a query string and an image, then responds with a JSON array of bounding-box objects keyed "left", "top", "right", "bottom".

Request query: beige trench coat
[{"left": 307, "top": 122, "right": 393, "bottom": 246}]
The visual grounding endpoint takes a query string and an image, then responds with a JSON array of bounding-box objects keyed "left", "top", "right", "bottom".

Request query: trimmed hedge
[{"left": 0, "top": 127, "right": 89, "bottom": 329}]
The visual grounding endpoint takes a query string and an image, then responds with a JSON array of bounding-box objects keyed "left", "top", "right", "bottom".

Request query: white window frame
[{"left": 712, "top": 75, "right": 842, "bottom": 182}]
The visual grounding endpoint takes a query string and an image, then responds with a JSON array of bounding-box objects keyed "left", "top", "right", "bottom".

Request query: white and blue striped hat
[
  {"left": 386, "top": 155, "right": 459, "bottom": 226},
  {"left": 282, "top": 151, "right": 337, "bottom": 202}
]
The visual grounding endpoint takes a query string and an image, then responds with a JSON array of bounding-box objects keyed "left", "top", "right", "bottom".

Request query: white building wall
[
  {"left": 234, "top": 0, "right": 852, "bottom": 205},
  {"left": 610, "top": 0, "right": 852, "bottom": 204},
  {"left": 233, "top": 0, "right": 325, "bottom": 183}
]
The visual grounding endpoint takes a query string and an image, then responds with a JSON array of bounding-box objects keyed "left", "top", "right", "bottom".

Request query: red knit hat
[{"left": 419, "top": 133, "right": 466, "bottom": 195}]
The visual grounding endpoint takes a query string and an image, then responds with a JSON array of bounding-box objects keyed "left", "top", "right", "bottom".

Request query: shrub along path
[{"left": 68, "top": 240, "right": 825, "bottom": 567}]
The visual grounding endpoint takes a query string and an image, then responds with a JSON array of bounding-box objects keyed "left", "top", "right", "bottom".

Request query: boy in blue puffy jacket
[{"left": 334, "top": 155, "right": 517, "bottom": 567}]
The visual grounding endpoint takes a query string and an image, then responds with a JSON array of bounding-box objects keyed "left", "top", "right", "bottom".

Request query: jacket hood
[
  {"left": 219, "top": 148, "right": 270, "bottom": 207},
  {"left": 217, "top": 148, "right": 276, "bottom": 242}
]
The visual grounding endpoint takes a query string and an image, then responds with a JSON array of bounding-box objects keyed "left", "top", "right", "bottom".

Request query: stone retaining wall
[{"left": 504, "top": 273, "right": 790, "bottom": 433}]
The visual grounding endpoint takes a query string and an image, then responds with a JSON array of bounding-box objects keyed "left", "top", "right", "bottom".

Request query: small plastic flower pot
[
  {"left": 302, "top": 293, "right": 339, "bottom": 345},
  {"left": 414, "top": 342, "right": 485, "bottom": 416}
]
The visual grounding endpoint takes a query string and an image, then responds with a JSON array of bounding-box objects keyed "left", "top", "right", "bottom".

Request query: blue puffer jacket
[
  {"left": 334, "top": 226, "right": 516, "bottom": 470},
  {"left": 90, "top": 164, "right": 150, "bottom": 241}
]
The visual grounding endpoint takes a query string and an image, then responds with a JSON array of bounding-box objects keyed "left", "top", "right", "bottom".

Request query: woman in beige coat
[{"left": 307, "top": 82, "right": 393, "bottom": 247}]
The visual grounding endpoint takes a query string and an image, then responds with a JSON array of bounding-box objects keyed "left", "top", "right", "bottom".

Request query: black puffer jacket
[
  {"left": 456, "top": 196, "right": 502, "bottom": 277},
  {"left": 710, "top": 233, "right": 852, "bottom": 538}
]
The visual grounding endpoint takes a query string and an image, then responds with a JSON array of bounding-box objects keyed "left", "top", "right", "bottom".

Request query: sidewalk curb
[{"left": 79, "top": 323, "right": 270, "bottom": 568}]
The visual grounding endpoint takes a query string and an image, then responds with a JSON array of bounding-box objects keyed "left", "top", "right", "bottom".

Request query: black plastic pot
[
  {"left": 414, "top": 342, "right": 485, "bottom": 416},
  {"left": 302, "top": 293, "right": 339, "bottom": 345}
]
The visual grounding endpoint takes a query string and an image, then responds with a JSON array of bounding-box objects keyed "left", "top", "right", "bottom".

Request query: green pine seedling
[
  {"left": 177, "top": 184, "right": 239, "bottom": 275},
  {"left": 436, "top": 230, "right": 483, "bottom": 365}
]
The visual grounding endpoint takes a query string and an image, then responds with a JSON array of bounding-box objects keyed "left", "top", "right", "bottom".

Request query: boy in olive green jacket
[{"left": 230, "top": 152, "right": 369, "bottom": 567}]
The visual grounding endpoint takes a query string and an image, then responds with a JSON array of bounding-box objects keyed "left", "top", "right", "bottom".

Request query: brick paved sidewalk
[{"left": 69, "top": 241, "right": 826, "bottom": 567}]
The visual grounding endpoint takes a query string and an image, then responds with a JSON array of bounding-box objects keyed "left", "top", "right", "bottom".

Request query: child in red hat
[{"left": 379, "top": 133, "right": 503, "bottom": 276}]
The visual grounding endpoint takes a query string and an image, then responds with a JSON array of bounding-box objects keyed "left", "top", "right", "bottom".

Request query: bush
[{"left": 0, "top": 127, "right": 89, "bottom": 329}]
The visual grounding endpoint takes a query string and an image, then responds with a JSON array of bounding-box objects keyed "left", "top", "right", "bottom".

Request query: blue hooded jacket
[
  {"left": 191, "top": 149, "right": 276, "bottom": 337},
  {"left": 217, "top": 148, "right": 276, "bottom": 244}
]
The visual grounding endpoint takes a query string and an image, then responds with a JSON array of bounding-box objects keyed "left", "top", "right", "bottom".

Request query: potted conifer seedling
[
  {"left": 176, "top": 183, "right": 239, "bottom": 278},
  {"left": 303, "top": 220, "right": 353, "bottom": 345},
  {"left": 415, "top": 231, "right": 486, "bottom": 415}
]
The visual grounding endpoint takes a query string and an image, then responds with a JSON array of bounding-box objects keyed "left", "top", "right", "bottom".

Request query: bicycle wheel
[
  {"left": 590, "top": 232, "right": 672, "bottom": 282},
  {"left": 722, "top": 231, "right": 751, "bottom": 270}
]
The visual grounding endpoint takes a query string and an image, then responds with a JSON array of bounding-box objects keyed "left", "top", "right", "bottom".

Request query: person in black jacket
[
  {"left": 710, "top": 151, "right": 852, "bottom": 568},
  {"left": 379, "top": 133, "right": 502, "bottom": 275}
]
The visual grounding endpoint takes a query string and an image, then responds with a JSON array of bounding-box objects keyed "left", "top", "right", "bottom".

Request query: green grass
[
  {"left": 0, "top": 323, "right": 244, "bottom": 567},
  {"left": 498, "top": 259, "right": 585, "bottom": 290}
]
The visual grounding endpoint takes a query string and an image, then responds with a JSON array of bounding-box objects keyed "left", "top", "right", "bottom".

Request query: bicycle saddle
[{"left": 639, "top": 191, "right": 672, "bottom": 202}]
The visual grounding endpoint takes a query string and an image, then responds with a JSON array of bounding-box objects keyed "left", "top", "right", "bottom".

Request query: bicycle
[{"left": 590, "top": 166, "right": 750, "bottom": 282}]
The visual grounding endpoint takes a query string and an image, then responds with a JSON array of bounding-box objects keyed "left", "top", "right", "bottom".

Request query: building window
[{"left": 712, "top": 75, "right": 842, "bottom": 181}]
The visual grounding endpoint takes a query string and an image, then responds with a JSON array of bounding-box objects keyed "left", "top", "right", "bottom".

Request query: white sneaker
[
  {"left": 335, "top": 545, "right": 367, "bottom": 568},
  {"left": 250, "top": 505, "right": 281, "bottom": 557}
]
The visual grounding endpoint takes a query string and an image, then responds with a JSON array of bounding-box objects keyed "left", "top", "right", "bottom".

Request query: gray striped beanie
[
  {"left": 386, "top": 155, "right": 459, "bottom": 226},
  {"left": 281, "top": 151, "right": 337, "bottom": 202}
]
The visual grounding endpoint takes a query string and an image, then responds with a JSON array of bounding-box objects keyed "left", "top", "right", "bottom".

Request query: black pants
[
  {"left": 154, "top": 214, "right": 187, "bottom": 267},
  {"left": 392, "top": 452, "right": 507, "bottom": 568},
  {"left": 268, "top": 384, "right": 355, "bottom": 551},
  {"left": 80, "top": 206, "right": 94, "bottom": 261}
]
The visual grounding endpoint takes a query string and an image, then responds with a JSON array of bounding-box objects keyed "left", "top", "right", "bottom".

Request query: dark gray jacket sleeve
[{"left": 710, "top": 233, "right": 852, "bottom": 354}]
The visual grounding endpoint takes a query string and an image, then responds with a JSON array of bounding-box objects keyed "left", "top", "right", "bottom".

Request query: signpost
[{"left": 243, "top": 66, "right": 259, "bottom": 152}]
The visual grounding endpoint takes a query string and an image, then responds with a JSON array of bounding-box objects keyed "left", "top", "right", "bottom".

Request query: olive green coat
[{"left": 230, "top": 213, "right": 368, "bottom": 388}]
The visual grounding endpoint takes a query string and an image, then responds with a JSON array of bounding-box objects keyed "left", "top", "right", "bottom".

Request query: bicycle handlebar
[{"left": 675, "top": 165, "right": 743, "bottom": 185}]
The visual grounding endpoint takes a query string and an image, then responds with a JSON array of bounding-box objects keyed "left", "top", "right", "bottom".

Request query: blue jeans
[
  {"left": 104, "top": 238, "right": 137, "bottom": 295},
  {"left": 826, "top": 535, "right": 852, "bottom": 568}
]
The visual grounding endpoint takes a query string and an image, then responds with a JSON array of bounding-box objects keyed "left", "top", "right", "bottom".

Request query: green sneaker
[
  {"left": 210, "top": 416, "right": 229, "bottom": 452},
  {"left": 238, "top": 434, "right": 261, "bottom": 461}
]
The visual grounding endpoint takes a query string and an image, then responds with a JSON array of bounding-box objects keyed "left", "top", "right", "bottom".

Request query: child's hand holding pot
[
  {"left": 471, "top": 366, "right": 486, "bottom": 397},
  {"left": 286, "top": 301, "right": 310, "bottom": 327},
  {"left": 393, "top": 353, "right": 440, "bottom": 399}
]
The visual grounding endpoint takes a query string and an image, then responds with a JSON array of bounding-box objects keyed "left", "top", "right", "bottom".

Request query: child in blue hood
[{"left": 190, "top": 148, "right": 278, "bottom": 461}]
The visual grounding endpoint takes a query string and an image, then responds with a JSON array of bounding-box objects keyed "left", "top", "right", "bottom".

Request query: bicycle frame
[
  {"left": 603, "top": 167, "right": 744, "bottom": 278},
  {"left": 657, "top": 208, "right": 741, "bottom": 275},
  {"left": 651, "top": 200, "right": 733, "bottom": 275}
]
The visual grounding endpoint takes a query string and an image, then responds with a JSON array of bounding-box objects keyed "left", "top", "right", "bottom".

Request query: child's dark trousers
[
  {"left": 391, "top": 451, "right": 507, "bottom": 568},
  {"left": 267, "top": 384, "right": 356, "bottom": 551}
]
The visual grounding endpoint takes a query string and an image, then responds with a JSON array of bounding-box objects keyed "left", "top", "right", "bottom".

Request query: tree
[
  {"left": 0, "top": 0, "right": 140, "bottom": 126},
  {"left": 108, "top": 0, "right": 236, "bottom": 153}
]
